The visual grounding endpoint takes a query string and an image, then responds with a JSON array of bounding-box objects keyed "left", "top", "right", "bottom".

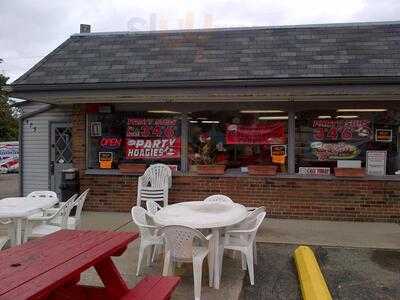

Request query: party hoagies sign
[
  {"left": 125, "top": 118, "right": 181, "bottom": 160},
  {"left": 125, "top": 138, "right": 181, "bottom": 159}
]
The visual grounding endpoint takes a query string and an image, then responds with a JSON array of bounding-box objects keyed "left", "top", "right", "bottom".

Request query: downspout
[{"left": 18, "top": 118, "right": 23, "bottom": 196}]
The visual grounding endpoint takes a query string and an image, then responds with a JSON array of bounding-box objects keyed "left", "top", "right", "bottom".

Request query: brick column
[{"left": 72, "top": 104, "right": 86, "bottom": 177}]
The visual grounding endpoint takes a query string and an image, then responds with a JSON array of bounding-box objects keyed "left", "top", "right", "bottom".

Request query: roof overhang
[{"left": 8, "top": 77, "right": 400, "bottom": 104}]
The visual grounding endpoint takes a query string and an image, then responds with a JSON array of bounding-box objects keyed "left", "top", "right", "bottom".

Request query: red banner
[
  {"left": 125, "top": 138, "right": 181, "bottom": 159},
  {"left": 125, "top": 118, "right": 181, "bottom": 160},
  {"left": 225, "top": 122, "right": 285, "bottom": 145}
]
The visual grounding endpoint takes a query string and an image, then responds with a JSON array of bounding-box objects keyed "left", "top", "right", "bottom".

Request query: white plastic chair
[
  {"left": 219, "top": 211, "right": 266, "bottom": 285},
  {"left": 131, "top": 206, "right": 164, "bottom": 276},
  {"left": 146, "top": 199, "right": 162, "bottom": 216},
  {"left": 0, "top": 237, "right": 7, "bottom": 250},
  {"left": 230, "top": 206, "right": 266, "bottom": 266},
  {"left": 24, "top": 194, "right": 77, "bottom": 242},
  {"left": 137, "top": 164, "right": 172, "bottom": 208},
  {"left": 148, "top": 163, "right": 172, "bottom": 188},
  {"left": 159, "top": 225, "right": 213, "bottom": 300},
  {"left": 203, "top": 194, "right": 233, "bottom": 204},
  {"left": 48, "top": 189, "right": 90, "bottom": 229},
  {"left": 0, "top": 219, "right": 13, "bottom": 249}
]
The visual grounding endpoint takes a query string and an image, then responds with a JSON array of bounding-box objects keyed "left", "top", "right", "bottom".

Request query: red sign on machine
[{"left": 225, "top": 122, "right": 285, "bottom": 145}]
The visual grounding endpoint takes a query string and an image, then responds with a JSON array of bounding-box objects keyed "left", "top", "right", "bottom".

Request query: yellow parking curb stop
[{"left": 294, "top": 245, "right": 332, "bottom": 300}]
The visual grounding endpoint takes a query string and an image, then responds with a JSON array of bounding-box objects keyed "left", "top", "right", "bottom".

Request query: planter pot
[
  {"left": 248, "top": 165, "right": 278, "bottom": 176},
  {"left": 334, "top": 167, "right": 365, "bottom": 178},
  {"left": 119, "top": 163, "right": 147, "bottom": 174},
  {"left": 196, "top": 165, "right": 226, "bottom": 175}
]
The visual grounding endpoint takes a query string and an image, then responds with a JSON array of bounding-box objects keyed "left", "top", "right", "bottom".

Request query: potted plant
[
  {"left": 334, "top": 167, "right": 366, "bottom": 178},
  {"left": 192, "top": 137, "right": 225, "bottom": 175}
]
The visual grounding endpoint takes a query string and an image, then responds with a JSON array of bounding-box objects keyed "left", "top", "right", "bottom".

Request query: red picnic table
[{"left": 0, "top": 230, "right": 180, "bottom": 300}]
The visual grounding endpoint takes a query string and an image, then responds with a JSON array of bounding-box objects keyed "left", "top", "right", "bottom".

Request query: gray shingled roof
[{"left": 12, "top": 21, "right": 400, "bottom": 85}]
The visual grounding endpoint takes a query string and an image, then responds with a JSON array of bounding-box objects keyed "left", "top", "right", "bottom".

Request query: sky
[{"left": 1, "top": 0, "right": 400, "bottom": 82}]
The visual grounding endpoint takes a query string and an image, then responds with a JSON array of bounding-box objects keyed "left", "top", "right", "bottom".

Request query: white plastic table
[
  {"left": 0, "top": 197, "right": 59, "bottom": 245},
  {"left": 154, "top": 201, "right": 248, "bottom": 289}
]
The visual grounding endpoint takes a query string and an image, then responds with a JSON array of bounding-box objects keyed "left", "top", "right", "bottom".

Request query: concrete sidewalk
[{"left": 81, "top": 211, "right": 400, "bottom": 249}]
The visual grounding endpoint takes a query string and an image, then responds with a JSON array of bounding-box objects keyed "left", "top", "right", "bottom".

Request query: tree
[{"left": 0, "top": 60, "right": 18, "bottom": 141}]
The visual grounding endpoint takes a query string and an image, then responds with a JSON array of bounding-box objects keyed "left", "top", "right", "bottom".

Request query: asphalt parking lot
[{"left": 240, "top": 243, "right": 400, "bottom": 300}]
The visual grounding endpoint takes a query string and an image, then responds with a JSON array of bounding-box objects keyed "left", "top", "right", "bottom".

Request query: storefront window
[
  {"left": 296, "top": 109, "right": 400, "bottom": 175},
  {"left": 87, "top": 106, "right": 182, "bottom": 171},
  {"left": 188, "top": 110, "right": 288, "bottom": 174}
]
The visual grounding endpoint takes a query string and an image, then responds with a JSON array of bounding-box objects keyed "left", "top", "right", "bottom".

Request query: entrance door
[{"left": 50, "top": 123, "right": 73, "bottom": 196}]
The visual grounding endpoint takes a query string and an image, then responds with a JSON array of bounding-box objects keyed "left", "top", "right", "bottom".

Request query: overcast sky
[{"left": 1, "top": 0, "right": 399, "bottom": 82}]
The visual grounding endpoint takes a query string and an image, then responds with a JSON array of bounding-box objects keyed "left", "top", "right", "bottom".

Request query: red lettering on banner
[{"left": 225, "top": 122, "right": 285, "bottom": 145}]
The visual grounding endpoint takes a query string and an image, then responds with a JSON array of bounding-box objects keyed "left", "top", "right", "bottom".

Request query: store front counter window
[
  {"left": 295, "top": 109, "right": 400, "bottom": 176},
  {"left": 188, "top": 110, "right": 288, "bottom": 175},
  {"left": 85, "top": 104, "right": 400, "bottom": 179},
  {"left": 87, "top": 107, "right": 182, "bottom": 172}
]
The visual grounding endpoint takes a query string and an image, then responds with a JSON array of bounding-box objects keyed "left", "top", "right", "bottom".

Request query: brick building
[{"left": 9, "top": 21, "right": 400, "bottom": 222}]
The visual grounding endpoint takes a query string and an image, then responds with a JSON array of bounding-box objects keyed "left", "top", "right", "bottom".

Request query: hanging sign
[
  {"left": 99, "top": 152, "right": 113, "bottom": 169},
  {"left": 226, "top": 122, "right": 285, "bottom": 145},
  {"left": 375, "top": 129, "right": 392, "bottom": 142},
  {"left": 309, "top": 119, "right": 372, "bottom": 161},
  {"left": 125, "top": 118, "right": 181, "bottom": 160},
  {"left": 366, "top": 150, "right": 387, "bottom": 176}
]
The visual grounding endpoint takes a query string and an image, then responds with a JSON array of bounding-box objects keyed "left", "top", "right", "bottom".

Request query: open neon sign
[{"left": 100, "top": 137, "right": 122, "bottom": 149}]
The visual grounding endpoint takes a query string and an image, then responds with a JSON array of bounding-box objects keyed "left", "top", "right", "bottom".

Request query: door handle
[{"left": 50, "top": 161, "right": 55, "bottom": 175}]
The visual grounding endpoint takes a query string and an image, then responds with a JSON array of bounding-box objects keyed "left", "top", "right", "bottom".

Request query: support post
[{"left": 288, "top": 109, "right": 296, "bottom": 174}]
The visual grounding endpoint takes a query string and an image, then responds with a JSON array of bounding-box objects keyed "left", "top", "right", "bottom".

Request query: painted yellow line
[{"left": 294, "top": 245, "right": 332, "bottom": 300}]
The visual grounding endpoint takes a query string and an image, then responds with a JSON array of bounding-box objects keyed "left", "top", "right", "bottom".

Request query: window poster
[
  {"left": 375, "top": 129, "right": 392, "bottom": 142},
  {"left": 299, "top": 167, "right": 331, "bottom": 176},
  {"left": 366, "top": 150, "right": 387, "bottom": 176},
  {"left": 271, "top": 144, "right": 287, "bottom": 164},
  {"left": 225, "top": 122, "right": 285, "bottom": 145},
  {"left": 125, "top": 118, "right": 181, "bottom": 160},
  {"left": 90, "top": 122, "right": 102, "bottom": 137},
  {"left": 307, "top": 119, "right": 372, "bottom": 161},
  {"left": 99, "top": 152, "right": 113, "bottom": 169}
]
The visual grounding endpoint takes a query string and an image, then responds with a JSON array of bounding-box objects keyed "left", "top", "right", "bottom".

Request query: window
[
  {"left": 296, "top": 109, "right": 400, "bottom": 175},
  {"left": 188, "top": 110, "right": 288, "bottom": 174},
  {"left": 87, "top": 108, "right": 182, "bottom": 170}
]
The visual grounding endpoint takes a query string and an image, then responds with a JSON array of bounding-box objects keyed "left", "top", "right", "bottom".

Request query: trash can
[{"left": 59, "top": 168, "right": 80, "bottom": 202}]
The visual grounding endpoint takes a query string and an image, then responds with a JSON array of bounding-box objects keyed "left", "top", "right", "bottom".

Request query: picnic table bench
[{"left": 0, "top": 230, "right": 180, "bottom": 300}]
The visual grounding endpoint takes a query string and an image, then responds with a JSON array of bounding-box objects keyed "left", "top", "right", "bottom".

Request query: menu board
[
  {"left": 226, "top": 122, "right": 285, "bottom": 145},
  {"left": 125, "top": 118, "right": 181, "bottom": 160},
  {"left": 366, "top": 151, "right": 387, "bottom": 176},
  {"left": 309, "top": 119, "right": 372, "bottom": 161}
]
